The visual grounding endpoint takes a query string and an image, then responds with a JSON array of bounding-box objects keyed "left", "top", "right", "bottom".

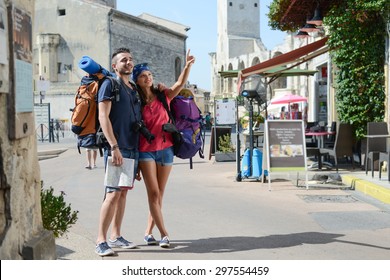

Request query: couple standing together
[{"left": 95, "top": 47, "right": 195, "bottom": 256}]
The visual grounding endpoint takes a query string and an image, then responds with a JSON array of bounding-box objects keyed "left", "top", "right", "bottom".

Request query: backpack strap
[
  {"left": 95, "top": 76, "right": 121, "bottom": 157},
  {"left": 104, "top": 76, "right": 120, "bottom": 103},
  {"left": 156, "top": 91, "right": 176, "bottom": 125}
]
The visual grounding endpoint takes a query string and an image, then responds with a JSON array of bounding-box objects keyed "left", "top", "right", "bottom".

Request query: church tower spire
[
  {"left": 217, "top": 0, "right": 262, "bottom": 58},
  {"left": 218, "top": 0, "right": 260, "bottom": 39}
]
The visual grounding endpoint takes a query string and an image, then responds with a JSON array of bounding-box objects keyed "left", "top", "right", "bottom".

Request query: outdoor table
[
  {"left": 305, "top": 131, "right": 336, "bottom": 148},
  {"left": 305, "top": 131, "right": 336, "bottom": 169}
]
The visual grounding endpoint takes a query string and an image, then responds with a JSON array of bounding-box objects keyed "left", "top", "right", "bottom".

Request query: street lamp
[{"left": 237, "top": 74, "right": 266, "bottom": 181}]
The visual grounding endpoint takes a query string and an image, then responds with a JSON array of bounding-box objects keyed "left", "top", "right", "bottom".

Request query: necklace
[{"left": 145, "top": 94, "right": 155, "bottom": 104}]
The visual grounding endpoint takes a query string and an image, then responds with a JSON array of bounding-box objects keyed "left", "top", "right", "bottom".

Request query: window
[
  {"left": 58, "top": 9, "right": 66, "bottom": 16},
  {"left": 229, "top": 2, "right": 232, "bottom": 6},
  {"left": 254, "top": 3, "right": 258, "bottom": 7},
  {"left": 57, "top": 63, "right": 62, "bottom": 74}
]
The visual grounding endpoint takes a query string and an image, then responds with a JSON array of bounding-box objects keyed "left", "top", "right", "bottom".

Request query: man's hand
[{"left": 111, "top": 149, "right": 123, "bottom": 166}]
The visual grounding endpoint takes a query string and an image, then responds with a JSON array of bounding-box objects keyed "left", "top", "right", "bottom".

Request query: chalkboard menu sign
[{"left": 265, "top": 120, "right": 307, "bottom": 172}]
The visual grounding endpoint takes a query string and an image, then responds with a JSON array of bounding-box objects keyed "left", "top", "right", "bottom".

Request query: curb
[
  {"left": 342, "top": 174, "right": 390, "bottom": 204},
  {"left": 38, "top": 149, "right": 68, "bottom": 161}
]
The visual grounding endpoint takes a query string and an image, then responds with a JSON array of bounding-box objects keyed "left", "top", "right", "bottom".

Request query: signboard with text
[{"left": 265, "top": 120, "right": 307, "bottom": 172}]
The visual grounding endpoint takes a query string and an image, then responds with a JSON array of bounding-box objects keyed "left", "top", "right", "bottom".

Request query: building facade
[
  {"left": 210, "top": 0, "right": 332, "bottom": 125},
  {"left": 33, "top": 0, "right": 190, "bottom": 124}
]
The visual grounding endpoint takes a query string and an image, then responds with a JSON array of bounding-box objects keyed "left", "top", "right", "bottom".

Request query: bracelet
[{"left": 111, "top": 144, "right": 119, "bottom": 150}]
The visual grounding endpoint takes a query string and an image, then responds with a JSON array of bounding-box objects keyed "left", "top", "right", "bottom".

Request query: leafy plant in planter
[
  {"left": 216, "top": 134, "right": 236, "bottom": 162},
  {"left": 41, "top": 182, "right": 79, "bottom": 238},
  {"left": 240, "top": 112, "right": 264, "bottom": 130},
  {"left": 218, "top": 134, "right": 235, "bottom": 152}
]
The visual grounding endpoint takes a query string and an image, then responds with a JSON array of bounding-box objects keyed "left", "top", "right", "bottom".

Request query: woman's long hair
[{"left": 136, "top": 84, "right": 161, "bottom": 107}]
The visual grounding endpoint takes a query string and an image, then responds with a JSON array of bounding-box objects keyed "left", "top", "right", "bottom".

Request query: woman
[{"left": 132, "top": 50, "right": 195, "bottom": 248}]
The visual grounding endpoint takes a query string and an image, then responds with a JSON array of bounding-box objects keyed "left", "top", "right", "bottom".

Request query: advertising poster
[
  {"left": 265, "top": 120, "right": 306, "bottom": 172},
  {"left": 0, "top": 6, "right": 6, "bottom": 64},
  {"left": 13, "top": 7, "right": 33, "bottom": 113}
]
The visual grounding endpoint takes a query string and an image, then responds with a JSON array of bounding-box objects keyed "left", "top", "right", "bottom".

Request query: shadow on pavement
[{"left": 116, "top": 232, "right": 347, "bottom": 255}]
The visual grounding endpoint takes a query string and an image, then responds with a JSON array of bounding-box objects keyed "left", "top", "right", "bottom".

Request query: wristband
[{"left": 111, "top": 144, "right": 119, "bottom": 150}]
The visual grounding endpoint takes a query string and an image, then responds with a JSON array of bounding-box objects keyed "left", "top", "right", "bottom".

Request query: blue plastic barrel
[
  {"left": 241, "top": 149, "right": 251, "bottom": 177},
  {"left": 252, "top": 148, "right": 263, "bottom": 178}
]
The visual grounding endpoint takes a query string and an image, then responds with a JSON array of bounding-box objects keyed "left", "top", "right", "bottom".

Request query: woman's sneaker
[
  {"left": 108, "top": 236, "right": 137, "bottom": 249},
  {"left": 144, "top": 234, "right": 157, "bottom": 245},
  {"left": 159, "top": 236, "right": 170, "bottom": 248},
  {"left": 95, "top": 242, "right": 115, "bottom": 256}
]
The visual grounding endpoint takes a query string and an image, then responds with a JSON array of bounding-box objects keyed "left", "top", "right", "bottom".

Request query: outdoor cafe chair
[
  {"left": 378, "top": 151, "right": 390, "bottom": 181},
  {"left": 319, "top": 123, "right": 355, "bottom": 172},
  {"left": 365, "top": 122, "right": 388, "bottom": 178}
]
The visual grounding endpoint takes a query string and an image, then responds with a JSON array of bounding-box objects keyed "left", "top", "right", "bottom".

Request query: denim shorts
[
  {"left": 139, "top": 146, "right": 174, "bottom": 166},
  {"left": 104, "top": 148, "right": 139, "bottom": 193}
]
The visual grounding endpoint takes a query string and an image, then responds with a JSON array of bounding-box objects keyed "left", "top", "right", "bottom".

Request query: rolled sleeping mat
[{"left": 78, "top": 56, "right": 111, "bottom": 76}]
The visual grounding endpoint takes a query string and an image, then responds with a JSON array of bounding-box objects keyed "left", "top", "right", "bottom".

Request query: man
[
  {"left": 85, "top": 148, "right": 97, "bottom": 169},
  {"left": 95, "top": 47, "right": 141, "bottom": 256}
]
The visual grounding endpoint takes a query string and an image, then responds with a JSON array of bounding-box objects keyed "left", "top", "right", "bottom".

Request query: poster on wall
[
  {"left": 7, "top": 3, "right": 35, "bottom": 139},
  {"left": 13, "top": 6, "right": 33, "bottom": 113},
  {"left": 0, "top": 6, "right": 7, "bottom": 64},
  {"left": 265, "top": 120, "right": 306, "bottom": 172}
]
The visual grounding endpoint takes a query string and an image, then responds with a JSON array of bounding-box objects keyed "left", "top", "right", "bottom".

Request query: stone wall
[
  {"left": 110, "top": 11, "right": 186, "bottom": 87},
  {"left": 0, "top": 0, "right": 56, "bottom": 259}
]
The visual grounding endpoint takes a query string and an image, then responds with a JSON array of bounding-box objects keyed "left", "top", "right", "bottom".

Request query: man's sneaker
[
  {"left": 159, "top": 236, "right": 170, "bottom": 248},
  {"left": 144, "top": 234, "right": 157, "bottom": 245},
  {"left": 95, "top": 242, "right": 115, "bottom": 256},
  {"left": 108, "top": 236, "right": 137, "bottom": 249}
]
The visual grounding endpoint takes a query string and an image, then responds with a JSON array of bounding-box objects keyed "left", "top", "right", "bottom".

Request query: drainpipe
[
  {"left": 386, "top": 23, "right": 390, "bottom": 124},
  {"left": 108, "top": 9, "right": 114, "bottom": 65},
  {"left": 327, "top": 59, "right": 332, "bottom": 124}
]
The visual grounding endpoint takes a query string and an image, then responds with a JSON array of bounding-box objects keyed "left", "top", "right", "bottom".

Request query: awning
[
  {"left": 240, "top": 37, "right": 329, "bottom": 79},
  {"left": 219, "top": 66, "right": 317, "bottom": 79},
  {"left": 218, "top": 70, "right": 240, "bottom": 79}
]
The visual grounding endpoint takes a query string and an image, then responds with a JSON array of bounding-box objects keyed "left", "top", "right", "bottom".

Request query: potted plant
[
  {"left": 215, "top": 134, "right": 236, "bottom": 162},
  {"left": 240, "top": 112, "right": 265, "bottom": 131}
]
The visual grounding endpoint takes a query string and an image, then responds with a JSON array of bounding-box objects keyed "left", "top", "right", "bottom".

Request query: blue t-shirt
[{"left": 98, "top": 78, "right": 141, "bottom": 150}]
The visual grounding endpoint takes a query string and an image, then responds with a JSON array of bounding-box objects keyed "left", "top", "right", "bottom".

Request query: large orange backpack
[{"left": 71, "top": 73, "right": 119, "bottom": 155}]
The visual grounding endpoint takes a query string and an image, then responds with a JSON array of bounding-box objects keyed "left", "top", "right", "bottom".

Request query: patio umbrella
[{"left": 270, "top": 93, "right": 307, "bottom": 119}]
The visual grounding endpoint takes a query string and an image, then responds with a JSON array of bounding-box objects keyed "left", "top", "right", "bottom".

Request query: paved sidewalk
[{"left": 37, "top": 135, "right": 390, "bottom": 260}]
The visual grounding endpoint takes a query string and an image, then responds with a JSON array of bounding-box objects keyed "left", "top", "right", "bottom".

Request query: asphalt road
[{"left": 37, "top": 134, "right": 390, "bottom": 261}]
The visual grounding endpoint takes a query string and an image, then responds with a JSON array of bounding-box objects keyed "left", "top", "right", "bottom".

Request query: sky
[{"left": 116, "top": 0, "right": 286, "bottom": 91}]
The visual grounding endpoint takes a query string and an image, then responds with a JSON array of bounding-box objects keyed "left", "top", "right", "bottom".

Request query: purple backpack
[
  {"left": 170, "top": 95, "right": 204, "bottom": 160},
  {"left": 157, "top": 92, "right": 204, "bottom": 167}
]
